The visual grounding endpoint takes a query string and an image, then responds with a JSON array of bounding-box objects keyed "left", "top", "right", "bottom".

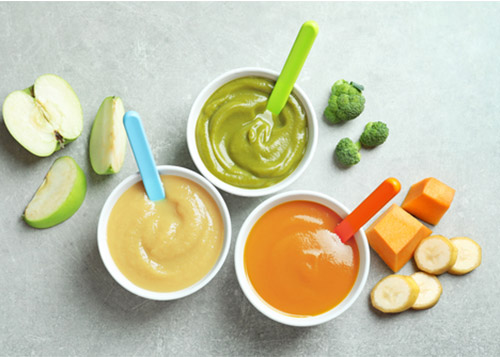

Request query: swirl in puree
[
  {"left": 107, "top": 175, "right": 224, "bottom": 292},
  {"left": 245, "top": 201, "right": 359, "bottom": 316},
  {"left": 196, "top": 76, "right": 308, "bottom": 188}
]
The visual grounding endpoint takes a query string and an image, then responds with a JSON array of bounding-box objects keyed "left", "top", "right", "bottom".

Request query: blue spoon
[{"left": 123, "top": 111, "right": 165, "bottom": 201}]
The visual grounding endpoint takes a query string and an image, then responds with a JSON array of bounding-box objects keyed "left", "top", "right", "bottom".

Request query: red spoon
[{"left": 335, "top": 178, "right": 401, "bottom": 243}]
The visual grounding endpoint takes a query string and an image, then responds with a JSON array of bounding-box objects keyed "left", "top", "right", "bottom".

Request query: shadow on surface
[
  {"left": 215, "top": 262, "right": 317, "bottom": 354},
  {"left": 81, "top": 240, "right": 176, "bottom": 321},
  {"left": 0, "top": 116, "right": 40, "bottom": 166},
  {"left": 167, "top": 138, "right": 196, "bottom": 171},
  {"left": 367, "top": 293, "right": 394, "bottom": 318}
]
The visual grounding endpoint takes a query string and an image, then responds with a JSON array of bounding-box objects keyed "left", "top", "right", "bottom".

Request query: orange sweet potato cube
[
  {"left": 366, "top": 204, "right": 432, "bottom": 272},
  {"left": 401, "top": 178, "right": 455, "bottom": 225}
]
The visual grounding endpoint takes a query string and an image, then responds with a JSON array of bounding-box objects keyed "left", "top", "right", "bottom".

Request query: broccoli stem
[{"left": 350, "top": 82, "right": 365, "bottom": 92}]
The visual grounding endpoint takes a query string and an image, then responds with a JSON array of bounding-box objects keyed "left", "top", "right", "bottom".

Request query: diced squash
[
  {"left": 401, "top": 178, "right": 455, "bottom": 225},
  {"left": 366, "top": 204, "right": 432, "bottom": 272}
]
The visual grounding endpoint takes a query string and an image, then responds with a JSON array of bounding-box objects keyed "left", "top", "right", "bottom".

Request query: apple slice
[
  {"left": 24, "top": 156, "right": 87, "bottom": 229},
  {"left": 2, "top": 74, "right": 83, "bottom": 157},
  {"left": 89, "top": 96, "right": 126, "bottom": 174}
]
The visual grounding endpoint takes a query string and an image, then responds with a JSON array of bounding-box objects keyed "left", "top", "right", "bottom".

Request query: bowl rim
[
  {"left": 97, "top": 165, "right": 232, "bottom": 301},
  {"left": 186, "top": 67, "right": 318, "bottom": 197},
  {"left": 234, "top": 190, "right": 370, "bottom": 326}
]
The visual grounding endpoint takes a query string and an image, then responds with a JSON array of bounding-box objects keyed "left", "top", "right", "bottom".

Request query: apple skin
[
  {"left": 89, "top": 96, "right": 126, "bottom": 175},
  {"left": 23, "top": 156, "right": 87, "bottom": 229},
  {"left": 2, "top": 74, "right": 83, "bottom": 157}
]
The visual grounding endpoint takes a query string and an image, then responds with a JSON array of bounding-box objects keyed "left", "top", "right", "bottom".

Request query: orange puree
[
  {"left": 107, "top": 175, "right": 224, "bottom": 292},
  {"left": 244, "top": 201, "right": 359, "bottom": 316}
]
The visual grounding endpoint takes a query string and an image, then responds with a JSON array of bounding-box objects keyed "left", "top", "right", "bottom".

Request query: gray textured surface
[{"left": 1, "top": 2, "right": 499, "bottom": 356}]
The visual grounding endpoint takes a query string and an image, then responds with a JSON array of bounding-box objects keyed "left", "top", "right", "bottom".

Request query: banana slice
[
  {"left": 410, "top": 272, "right": 442, "bottom": 310},
  {"left": 448, "top": 237, "right": 482, "bottom": 275},
  {"left": 371, "top": 275, "right": 420, "bottom": 313},
  {"left": 414, "top": 235, "right": 458, "bottom": 275}
]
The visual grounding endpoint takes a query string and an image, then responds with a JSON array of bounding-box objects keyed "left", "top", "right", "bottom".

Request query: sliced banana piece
[
  {"left": 448, "top": 237, "right": 482, "bottom": 275},
  {"left": 411, "top": 272, "right": 442, "bottom": 310},
  {"left": 371, "top": 274, "right": 420, "bottom": 313},
  {"left": 414, "top": 235, "right": 458, "bottom": 275}
]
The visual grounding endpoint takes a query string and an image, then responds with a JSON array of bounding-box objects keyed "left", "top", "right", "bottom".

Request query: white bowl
[
  {"left": 187, "top": 67, "right": 318, "bottom": 197},
  {"left": 97, "top": 165, "right": 232, "bottom": 300},
  {"left": 234, "top": 190, "right": 370, "bottom": 326}
]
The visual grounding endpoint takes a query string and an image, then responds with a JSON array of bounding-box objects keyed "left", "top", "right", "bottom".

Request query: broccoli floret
[
  {"left": 334, "top": 138, "right": 361, "bottom": 166},
  {"left": 359, "top": 121, "right": 389, "bottom": 147},
  {"left": 324, "top": 80, "right": 366, "bottom": 124}
]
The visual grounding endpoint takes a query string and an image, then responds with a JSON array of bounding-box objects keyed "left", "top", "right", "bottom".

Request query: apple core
[{"left": 2, "top": 74, "right": 83, "bottom": 157}]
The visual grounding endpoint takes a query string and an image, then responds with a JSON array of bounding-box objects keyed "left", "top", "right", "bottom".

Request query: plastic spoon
[
  {"left": 256, "top": 20, "right": 319, "bottom": 129},
  {"left": 335, "top": 178, "right": 401, "bottom": 243},
  {"left": 123, "top": 111, "right": 165, "bottom": 201}
]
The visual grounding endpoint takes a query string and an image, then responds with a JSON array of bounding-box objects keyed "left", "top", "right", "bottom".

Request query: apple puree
[{"left": 107, "top": 175, "right": 224, "bottom": 292}]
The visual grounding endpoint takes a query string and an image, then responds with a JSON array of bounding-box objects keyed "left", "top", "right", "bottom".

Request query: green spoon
[
  {"left": 268, "top": 20, "right": 319, "bottom": 114},
  {"left": 255, "top": 20, "right": 319, "bottom": 134}
]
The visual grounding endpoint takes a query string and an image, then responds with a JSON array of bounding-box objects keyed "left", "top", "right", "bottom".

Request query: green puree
[{"left": 196, "top": 76, "right": 308, "bottom": 189}]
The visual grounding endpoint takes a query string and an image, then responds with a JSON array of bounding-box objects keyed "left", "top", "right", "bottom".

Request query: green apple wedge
[
  {"left": 2, "top": 74, "right": 83, "bottom": 157},
  {"left": 24, "top": 156, "right": 87, "bottom": 229},
  {"left": 89, "top": 96, "right": 126, "bottom": 174}
]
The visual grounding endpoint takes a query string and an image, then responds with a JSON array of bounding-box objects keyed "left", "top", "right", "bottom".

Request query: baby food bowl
[
  {"left": 97, "top": 165, "right": 232, "bottom": 301},
  {"left": 186, "top": 67, "right": 318, "bottom": 197},
  {"left": 234, "top": 190, "right": 370, "bottom": 327}
]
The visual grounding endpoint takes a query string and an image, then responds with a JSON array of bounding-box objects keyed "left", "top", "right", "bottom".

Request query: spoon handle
[
  {"left": 267, "top": 20, "right": 319, "bottom": 115},
  {"left": 123, "top": 111, "right": 165, "bottom": 201},
  {"left": 335, "top": 178, "right": 401, "bottom": 243}
]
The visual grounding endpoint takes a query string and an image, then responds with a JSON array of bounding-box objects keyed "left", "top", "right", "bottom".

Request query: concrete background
[{"left": 1, "top": 2, "right": 499, "bottom": 356}]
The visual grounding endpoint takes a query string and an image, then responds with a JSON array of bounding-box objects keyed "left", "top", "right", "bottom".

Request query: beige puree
[{"left": 107, "top": 175, "right": 224, "bottom": 292}]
